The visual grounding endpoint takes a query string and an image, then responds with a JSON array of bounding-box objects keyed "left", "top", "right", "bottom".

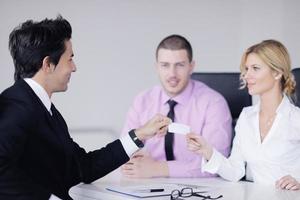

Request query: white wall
[{"left": 1, "top": 0, "right": 299, "bottom": 149}]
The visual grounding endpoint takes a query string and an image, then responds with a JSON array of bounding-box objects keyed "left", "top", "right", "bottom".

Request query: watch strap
[{"left": 128, "top": 129, "right": 144, "bottom": 148}]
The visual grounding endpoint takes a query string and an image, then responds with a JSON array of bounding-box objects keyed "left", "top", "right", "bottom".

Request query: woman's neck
[{"left": 260, "top": 90, "right": 283, "bottom": 115}]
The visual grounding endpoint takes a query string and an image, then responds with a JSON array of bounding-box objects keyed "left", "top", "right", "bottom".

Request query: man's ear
[
  {"left": 189, "top": 60, "right": 195, "bottom": 74},
  {"left": 41, "top": 56, "right": 54, "bottom": 73},
  {"left": 155, "top": 61, "right": 159, "bottom": 72}
]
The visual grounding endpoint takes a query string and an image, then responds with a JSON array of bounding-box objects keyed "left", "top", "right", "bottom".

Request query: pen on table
[{"left": 134, "top": 188, "right": 164, "bottom": 193}]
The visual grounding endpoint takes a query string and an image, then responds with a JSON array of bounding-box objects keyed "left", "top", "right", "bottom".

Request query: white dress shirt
[
  {"left": 202, "top": 95, "right": 300, "bottom": 185},
  {"left": 24, "top": 78, "right": 52, "bottom": 114},
  {"left": 24, "top": 78, "right": 139, "bottom": 199}
]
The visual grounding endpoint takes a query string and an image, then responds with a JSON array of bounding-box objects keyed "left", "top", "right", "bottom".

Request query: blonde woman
[{"left": 187, "top": 40, "right": 300, "bottom": 190}]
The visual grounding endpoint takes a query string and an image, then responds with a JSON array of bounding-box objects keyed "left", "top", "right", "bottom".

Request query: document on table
[{"left": 106, "top": 183, "right": 210, "bottom": 198}]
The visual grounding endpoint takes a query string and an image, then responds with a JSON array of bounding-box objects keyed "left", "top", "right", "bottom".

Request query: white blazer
[{"left": 202, "top": 95, "right": 300, "bottom": 185}]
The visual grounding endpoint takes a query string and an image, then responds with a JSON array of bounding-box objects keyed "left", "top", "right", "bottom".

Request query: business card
[{"left": 168, "top": 123, "right": 190, "bottom": 135}]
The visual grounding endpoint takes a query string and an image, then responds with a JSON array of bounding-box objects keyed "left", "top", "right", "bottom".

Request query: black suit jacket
[{"left": 0, "top": 80, "right": 129, "bottom": 200}]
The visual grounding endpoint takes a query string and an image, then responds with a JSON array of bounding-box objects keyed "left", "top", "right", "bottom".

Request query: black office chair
[
  {"left": 191, "top": 72, "right": 252, "bottom": 127},
  {"left": 292, "top": 68, "right": 300, "bottom": 107}
]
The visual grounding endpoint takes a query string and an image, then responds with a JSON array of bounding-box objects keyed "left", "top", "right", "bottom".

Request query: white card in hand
[{"left": 168, "top": 123, "right": 190, "bottom": 135}]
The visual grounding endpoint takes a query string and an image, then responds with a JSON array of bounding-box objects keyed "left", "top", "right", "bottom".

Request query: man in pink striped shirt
[{"left": 121, "top": 35, "right": 232, "bottom": 178}]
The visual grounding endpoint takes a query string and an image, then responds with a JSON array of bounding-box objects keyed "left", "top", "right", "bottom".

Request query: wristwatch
[{"left": 129, "top": 129, "right": 144, "bottom": 148}]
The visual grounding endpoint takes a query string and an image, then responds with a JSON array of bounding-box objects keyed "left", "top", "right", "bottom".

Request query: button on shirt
[
  {"left": 203, "top": 95, "right": 300, "bottom": 184},
  {"left": 121, "top": 80, "right": 232, "bottom": 177}
]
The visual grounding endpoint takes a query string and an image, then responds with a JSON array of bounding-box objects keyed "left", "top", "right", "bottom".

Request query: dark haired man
[
  {"left": 0, "top": 16, "right": 170, "bottom": 200},
  {"left": 121, "top": 34, "right": 232, "bottom": 178}
]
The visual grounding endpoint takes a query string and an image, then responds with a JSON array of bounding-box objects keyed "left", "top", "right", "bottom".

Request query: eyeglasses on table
[{"left": 170, "top": 187, "right": 223, "bottom": 200}]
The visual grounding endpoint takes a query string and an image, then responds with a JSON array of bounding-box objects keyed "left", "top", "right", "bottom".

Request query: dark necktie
[
  {"left": 50, "top": 103, "right": 58, "bottom": 118},
  {"left": 50, "top": 103, "right": 64, "bottom": 130},
  {"left": 165, "top": 100, "right": 177, "bottom": 161},
  {"left": 50, "top": 103, "right": 69, "bottom": 142}
]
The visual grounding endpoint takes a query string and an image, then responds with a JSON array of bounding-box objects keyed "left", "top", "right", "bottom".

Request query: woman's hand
[
  {"left": 276, "top": 175, "right": 300, "bottom": 190},
  {"left": 186, "top": 133, "right": 213, "bottom": 160}
]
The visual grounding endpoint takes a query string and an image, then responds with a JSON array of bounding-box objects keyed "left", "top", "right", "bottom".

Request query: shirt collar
[
  {"left": 248, "top": 94, "right": 291, "bottom": 116},
  {"left": 161, "top": 80, "right": 194, "bottom": 105},
  {"left": 275, "top": 94, "right": 292, "bottom": 116},
  {"left": 24, "top": 78, "right": 52, "bottom": 114}
]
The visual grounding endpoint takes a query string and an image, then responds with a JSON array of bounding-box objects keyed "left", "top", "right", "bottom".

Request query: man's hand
[
  {"left": 186, "top": 133, "right": 213, "bottom": 160},
  {"left": 121, "top": 150, "right": 168, "bottom": 178},
  {"left": 135, "top": 114, "right": 171, "bottom": 141},
  {"left": 276, "top": 175, "right": 300, "bottom": 190}
]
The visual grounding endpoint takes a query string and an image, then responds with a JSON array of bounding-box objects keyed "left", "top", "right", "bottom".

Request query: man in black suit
[{"left": 0, "top": 16, "right": 170, "bottom": 200}]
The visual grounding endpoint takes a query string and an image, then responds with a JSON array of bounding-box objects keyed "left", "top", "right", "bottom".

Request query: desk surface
[{"left": 69, "top": 170, "right": 300, "bottom": 200}]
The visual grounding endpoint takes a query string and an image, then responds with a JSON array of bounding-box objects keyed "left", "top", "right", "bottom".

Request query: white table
[{"left": 69, "top": 170, "right": 300, "bottom": 200}]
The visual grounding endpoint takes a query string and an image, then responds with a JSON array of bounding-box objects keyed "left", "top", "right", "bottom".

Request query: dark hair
[
  {"left": 155, "top": 34, "right": 193, "bottom": 62},
  {"left": 9, "top": 15, "right": 72, "bottom": 81}
]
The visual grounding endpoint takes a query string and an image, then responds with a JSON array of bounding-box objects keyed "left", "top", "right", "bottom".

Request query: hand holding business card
[{"left": 168, "top": 123, "right": 190, "bottom": 135}]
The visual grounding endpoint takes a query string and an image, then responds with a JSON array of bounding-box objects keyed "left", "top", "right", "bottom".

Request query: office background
[{"left": 1, "top": 0, "right": 299, "bottom": 150}]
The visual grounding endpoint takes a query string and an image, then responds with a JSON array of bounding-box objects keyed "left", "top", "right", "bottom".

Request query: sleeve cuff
[
  {"left": 119, "top": 133, "right": 139, "bottom": 157},
  {"left": 202, "top": 148, "right": 223, "bottom": 174}
]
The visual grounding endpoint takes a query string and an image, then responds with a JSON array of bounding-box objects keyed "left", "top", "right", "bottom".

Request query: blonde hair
[{"left": 240, "top": 39, "right": 296, "bottom": 97}]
